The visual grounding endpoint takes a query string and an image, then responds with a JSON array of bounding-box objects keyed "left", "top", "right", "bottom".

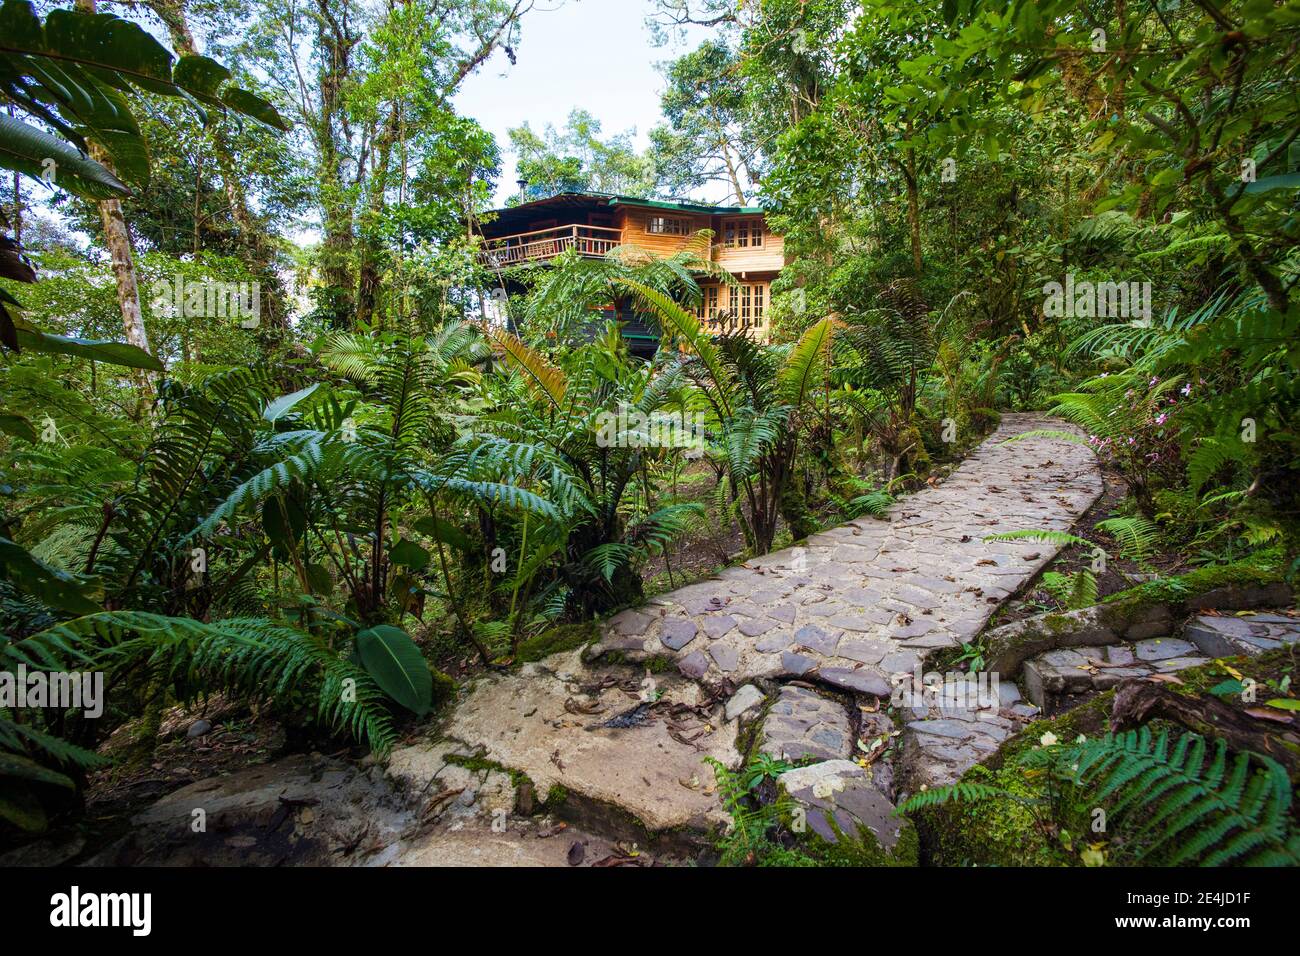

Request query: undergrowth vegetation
[{"left": 0, "top": 0, "right": 1295, "bottom": 866}]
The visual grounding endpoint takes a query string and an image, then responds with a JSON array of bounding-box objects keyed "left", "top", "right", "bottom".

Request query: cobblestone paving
[
  {"left": 592, "top": 413, "right": 1103, "bottom": 695},
  {"left": 759, "top": 685, "right": 855, "bottom": 763}
]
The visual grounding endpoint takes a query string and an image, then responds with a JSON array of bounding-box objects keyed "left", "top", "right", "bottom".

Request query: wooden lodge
[{"left": 475, "top": 192, "right": 786, "bottom": 352}]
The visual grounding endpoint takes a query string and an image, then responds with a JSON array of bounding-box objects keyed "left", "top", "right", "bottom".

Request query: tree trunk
[
  {"left": 356, "top": 110, "right": 400, "bottom": 327},
  {"left": 90, "top": 142, "right": 155, "bottom": 398},
  {"left": 75, "top": 0, "right": 154, "bottom": 400},
  {"left": 904, "top": 119, "right": 922, "bottom": 275}
]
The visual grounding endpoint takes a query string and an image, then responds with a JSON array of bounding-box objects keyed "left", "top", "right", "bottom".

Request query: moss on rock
[
  {"left": 915, "top": 648, "right": 1299, "bottom": 866},
  {"left": 516, "top": 621, "right": 598, "bottom": 663}
]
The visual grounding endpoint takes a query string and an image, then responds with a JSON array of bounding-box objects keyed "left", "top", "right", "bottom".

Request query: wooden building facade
[{"left": 476, "top": 193, "right": 786, "bottom": 349}]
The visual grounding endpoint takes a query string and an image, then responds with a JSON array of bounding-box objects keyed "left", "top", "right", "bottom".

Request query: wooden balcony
[{"left": 480, "top": 224, "right": 623, "bottom": 269}]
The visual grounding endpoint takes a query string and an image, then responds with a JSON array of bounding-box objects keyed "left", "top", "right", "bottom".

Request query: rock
[
  {"left": 777, "top": 760, "right": 915, "bottom": 862},
  {"left": 186, "top": 719, "right": 212, "bottom": 738},
  {"left": 780, "top": 651, "right": 818, "bottom": 676},
  {"left": 1105, "top": 644, "right": 1135, "bottom": 666},
  {"left": 818, "top": 667, "right": 890, "bottom": 697},
  {"left": 1185, "top": 613, "right": 1300, "bottom": 657},
  {"left": 838, "top": 640, "right": 887, "bottom": 665},
  {"left": 794, "top": 624, "right": 841, "bottom": 656},
  {"left": 611, "top": 609, "right": 654, "bottom": 637},
  {"left": 659, "top": 619, "right": 698, "bottom": 651},
  {"left": 737, "top": 616, "right": 778, "bottom": 637},
  {"left": 1133, "top": 637, "right": 1197, "bottom": 661},
  {"left": 443, "top": 649, "right": 739, "bottom": 840},
  {"left": 84, "top": 754, "right": 412, "bottom": 866},
  {"left": 0, "top": 835, "right": 85, "bottom": 867},
  {"left": 678, "top": 651, "right": 711, "bottom": 679},
  {"left": 755, "top": 631, "right": 793, "bottom": 653},
  {"left": 700, "top": 615, "right": 737, "bottom": 640},
  {"left": 724, "top": 684, "right": 765, "bottom": 722},
  {"left": 709, "top": 643, "right": 739, "bottom": 672}
]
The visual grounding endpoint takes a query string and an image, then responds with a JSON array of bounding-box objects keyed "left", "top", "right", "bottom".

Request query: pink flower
[{"left": 1155, "top": 413, "right": 1167, "bottom": 425}]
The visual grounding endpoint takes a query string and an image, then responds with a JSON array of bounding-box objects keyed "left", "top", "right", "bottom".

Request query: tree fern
[{"left": 25, "top": 612, "right": 398, "bottom": 753}]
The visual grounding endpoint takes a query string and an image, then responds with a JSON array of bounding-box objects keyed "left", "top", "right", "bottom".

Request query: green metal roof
[
  {"left": 605, "top": 194, "right": 766, "bottom": 215},
  {"left": 486, "top": 191, "right": 765, "bottom": 218}
]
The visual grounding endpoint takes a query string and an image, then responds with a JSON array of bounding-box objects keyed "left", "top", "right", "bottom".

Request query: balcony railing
[{"left": 480, "top": 224, "right": 623, "bottom": 269}]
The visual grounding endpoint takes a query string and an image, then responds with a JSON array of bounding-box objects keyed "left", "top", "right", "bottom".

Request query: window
[
  {"left": 717, "top": 283, "right": 768, "bottom": 335},
  {"left": 647, "top": 215, "right": 691, "bottom": 235},
  {"left": 697, "top": 285, "right": 720, "bottom": 325},
  {"left": 723, "top": 218, "right": 764, "bottom": 249}
]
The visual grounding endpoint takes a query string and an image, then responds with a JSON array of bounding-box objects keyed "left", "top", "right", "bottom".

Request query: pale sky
[{"left": 453, "top": 0, "right": 720, "bottom": 206}]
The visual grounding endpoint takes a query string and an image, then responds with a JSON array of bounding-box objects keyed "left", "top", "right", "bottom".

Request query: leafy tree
[{"left": 508, "top": 109, "right": 657, "bottom": 202}]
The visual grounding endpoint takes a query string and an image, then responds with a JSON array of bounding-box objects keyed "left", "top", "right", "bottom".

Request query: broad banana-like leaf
[
  {"left": 0, "top": 0, "right": 290, "bottom": 191},
  {"left": 221, "top": 86, "right": 291, "bottom": 132},
  {"left": 0, "top": 112, "right": 128, "bottom": 199},
  {"left": 13, "top": 327, "right": 163, "bottom": 370},
  {"left": 262, "top": 384, "right": 320, "bottom": 422},
  {"left": 355, "top": 625, "right": 433, "bottom": 716}
]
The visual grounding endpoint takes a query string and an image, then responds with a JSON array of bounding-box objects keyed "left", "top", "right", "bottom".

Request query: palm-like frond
[{"left": 491, "top": 329, "right": 568, "bottom": 409}]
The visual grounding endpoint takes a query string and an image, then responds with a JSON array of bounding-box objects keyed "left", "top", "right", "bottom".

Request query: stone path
[{"left": 589, "top": 413, "right": 1102, "bottom": 693}]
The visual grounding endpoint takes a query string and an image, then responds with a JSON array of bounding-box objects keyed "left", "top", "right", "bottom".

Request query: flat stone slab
[
  {"left": 777, "top": 760, "right": 910, "bottom": 852},
  {"left": 443, "top": 650, "right": 738, "bottom": 835},
  {"left": 1022, "top": 642, "right": 1211, "bottom": 710},
  {"left": 760, "top": 685, "right": 854, "bottom": 763},
  {"left": 1185, "top": 612, "right": 1300, "bottom": 658}
]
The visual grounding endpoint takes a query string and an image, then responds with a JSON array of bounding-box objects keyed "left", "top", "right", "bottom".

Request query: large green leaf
[
  {"left": 40, "top": 7, "right": 176, "bottom": 94},
  {"left": 263, "top": 384, "right": 319, "bottom": 422},
  {"left": 355, "top": 625, "right": 432, "bottom": 716},
  {"left": 0, "top": 1, "right": 289, "bottom": 192},
  {"left": 221, "top": 87, "right": 291, "bottom": 132},
  {"left": 0, "top": 112, "right": 128, "bottom": 199},
  {"left": 0, "top": 410, "right": 37, "bottom": 442},
  {"left": 413, "top": 515, "right": 473, "bottom": 553},
  {"left": 172, "top": 54, "right": 232, "bottom": 105},
  {"left": 13, "top": 327, "right": 163, "bottom": 370},
  {"left": 0, "top": 537, "right": 102, "bottom": 614},
  {"left": 389, "top": 538, "right": 430, "bottom": 571},
  {"left": 1243, "top": 173, "right": 1300, "bottom": 194}
]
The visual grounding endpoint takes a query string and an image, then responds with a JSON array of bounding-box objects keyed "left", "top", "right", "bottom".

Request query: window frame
[
  {"left": 646, "top": 215, "right": 691, "bottom": 236},
  {"left": 723, "top": 218, "right": 765, "bottom": 249}
]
